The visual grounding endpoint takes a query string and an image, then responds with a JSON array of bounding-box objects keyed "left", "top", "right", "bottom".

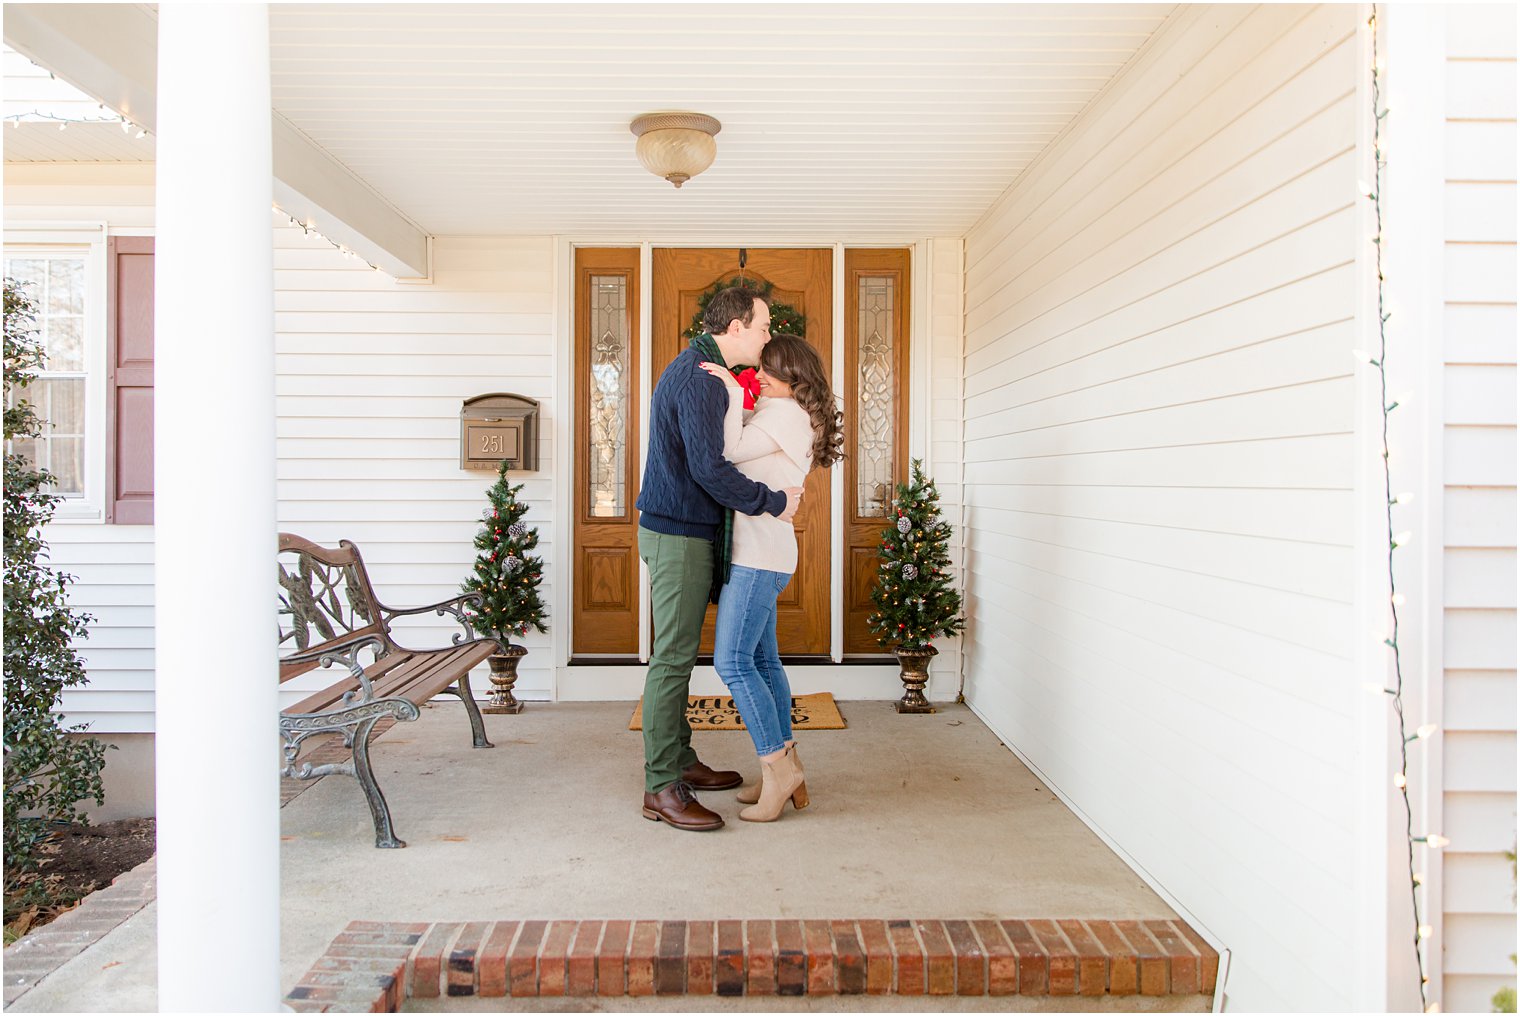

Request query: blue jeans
[{"left": 713, "top": 565, "right": 794, "bottom": 758}]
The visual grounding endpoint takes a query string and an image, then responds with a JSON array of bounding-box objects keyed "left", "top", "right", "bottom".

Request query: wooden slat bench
[{"left": 278, "top": 533, "right": 496, "bottom": 848}]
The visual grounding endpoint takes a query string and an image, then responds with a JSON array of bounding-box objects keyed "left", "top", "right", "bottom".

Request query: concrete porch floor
[{"left": 10, "top": 700, "right": 1198, "bottom": 1012}]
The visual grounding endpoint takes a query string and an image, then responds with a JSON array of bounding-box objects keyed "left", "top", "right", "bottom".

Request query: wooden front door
[{"left": 651, "top": 248, "right": 833, "bottom": 657}]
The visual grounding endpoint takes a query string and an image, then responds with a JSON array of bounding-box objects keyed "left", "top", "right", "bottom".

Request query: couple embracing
[{"left": 635, "top": 284, "right": 844, "bottom": 832}]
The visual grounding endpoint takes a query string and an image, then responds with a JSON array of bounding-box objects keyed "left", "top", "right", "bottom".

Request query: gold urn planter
[
  {"left": 892, "top": 644, "right": 938, "bottom": 714},
  {"left": 484, "top": 643, "right": 528, "bottom": 714}
]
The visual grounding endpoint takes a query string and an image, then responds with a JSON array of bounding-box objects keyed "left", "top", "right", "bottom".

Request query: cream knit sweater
[{"left": 719, "top": 386, "right": 815, "bottom": 576}]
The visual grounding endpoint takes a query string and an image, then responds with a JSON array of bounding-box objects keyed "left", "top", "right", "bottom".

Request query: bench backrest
[{"left": 278, "top": 533, "right": 391, "bottom": 681}]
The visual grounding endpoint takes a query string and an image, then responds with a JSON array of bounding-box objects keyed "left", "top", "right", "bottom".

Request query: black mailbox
[{"left": 460, "top": 393, "right": 539, "bottom": 471}]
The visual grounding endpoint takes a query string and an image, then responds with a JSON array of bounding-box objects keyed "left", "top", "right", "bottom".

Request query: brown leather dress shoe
[
  {"left": 681, "top": 759, "right": 743, "bottom": 791},
  {"left": 642, "top": 781, "right": 725, "bottom": 831}
]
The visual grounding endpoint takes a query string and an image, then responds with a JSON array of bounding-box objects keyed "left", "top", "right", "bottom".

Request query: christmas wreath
[{"left": 682, "top": 277, "right": 807, "bottom": 340}]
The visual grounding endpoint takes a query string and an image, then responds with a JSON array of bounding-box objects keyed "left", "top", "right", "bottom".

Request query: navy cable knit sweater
[{"left": 636, "top": 347, "right": 786, "bottom": 539}]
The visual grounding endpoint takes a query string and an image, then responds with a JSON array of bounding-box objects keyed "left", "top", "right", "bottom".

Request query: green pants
[{"left": 638, "top": 526, "right": 713, "bottom": 794}]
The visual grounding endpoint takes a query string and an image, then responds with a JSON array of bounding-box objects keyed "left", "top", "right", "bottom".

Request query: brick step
[{"left": 284, "top": 917, "right": 1219, "bottom": 1012}]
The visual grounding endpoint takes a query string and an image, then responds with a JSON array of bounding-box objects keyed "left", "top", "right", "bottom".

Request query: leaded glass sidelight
[
  {"left": 857, "top": 276, "right": 895, "bottom": 517},
  {"left": 588, "top": 275, "right": 630, "bottom": 517}
]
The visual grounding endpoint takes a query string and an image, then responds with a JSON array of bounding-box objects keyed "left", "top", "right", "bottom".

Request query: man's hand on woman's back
[{"left": 780, "top": 487, "right": 803, "bottom": 522}]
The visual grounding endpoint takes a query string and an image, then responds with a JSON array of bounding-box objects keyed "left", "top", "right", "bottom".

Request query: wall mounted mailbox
[{"left": 460, "top": 393, "right": 539, "bottom": 471}]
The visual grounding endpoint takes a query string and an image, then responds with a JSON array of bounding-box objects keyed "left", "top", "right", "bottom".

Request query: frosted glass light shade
[{"left": 630, "top": 112, "right": 721, "bottom": 188}]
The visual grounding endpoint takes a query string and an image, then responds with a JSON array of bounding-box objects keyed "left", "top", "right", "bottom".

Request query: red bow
[{"left": 733, "top": 367, "right": 761, "bottom": 410}]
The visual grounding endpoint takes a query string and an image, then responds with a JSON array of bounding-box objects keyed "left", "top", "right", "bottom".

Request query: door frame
[{"left": 551, "top": 237, "right": 938, "bottom": 699}]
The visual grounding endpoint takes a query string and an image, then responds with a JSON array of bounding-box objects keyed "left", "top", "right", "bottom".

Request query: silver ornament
[{"left": 896, "top": 517, "right": 911, "bottom": 534}]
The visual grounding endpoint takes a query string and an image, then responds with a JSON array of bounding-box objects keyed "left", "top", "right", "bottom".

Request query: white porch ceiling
[
  {"left": 270, "top": 3, "right": 1174, "bottom": 238},
  {"left": 5, "top": 4, "right": 1177, "bottom": 240},
  {"left": 3, "top": 120, "right": 156, "bottom": 162}
]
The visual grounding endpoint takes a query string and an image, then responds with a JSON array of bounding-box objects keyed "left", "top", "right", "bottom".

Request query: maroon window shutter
[{"left": 106, "top": 236, "right": 154, "bottom": 524}]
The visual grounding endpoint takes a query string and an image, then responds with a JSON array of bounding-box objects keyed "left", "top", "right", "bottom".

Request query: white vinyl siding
[
  {"left": 959, "top": 6, "right": 1361, "bottom": 1011},
  {"left": 43, "top": 530, "right": 156, "bottom": 732},
  {"left": 273, "top": 230, "right": 557, "bottom": 709},
  {"left": 25, "top": 211, "right": 560, "bottom": 729},
  {"left": 1438, "top": 6, "right": 1518, "bottom": 1013}
]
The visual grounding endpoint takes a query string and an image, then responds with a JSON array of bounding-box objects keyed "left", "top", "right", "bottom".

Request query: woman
[{"left": 699, "top": 335, "right": 844, "bottom": 822}]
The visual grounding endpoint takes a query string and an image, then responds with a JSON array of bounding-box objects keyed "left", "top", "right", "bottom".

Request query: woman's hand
[{"left": 698, "top": 361, "right": 741, "bottom": 388}]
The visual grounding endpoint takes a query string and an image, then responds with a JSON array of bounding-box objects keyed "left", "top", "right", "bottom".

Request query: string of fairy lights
[
  {"left": 4, "top": 63, "right": 148, "bottom": 133},
  {"left": 1355, "top": 7, "right": 1442, "bottom": 1012},
  {"left": 4, "top": 109, "right": 148, "bottom": 136},
  {"left": 273, "top": 208, "right": 388, "bottom": 275}
]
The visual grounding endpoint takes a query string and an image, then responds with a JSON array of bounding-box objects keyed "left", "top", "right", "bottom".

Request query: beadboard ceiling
[{"left": 6, "top": 4, "right": 1177, "bottom": 238}]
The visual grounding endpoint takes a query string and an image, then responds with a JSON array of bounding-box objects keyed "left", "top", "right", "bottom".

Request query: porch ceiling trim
[{"left": 3, "top": 3, "right": 431, "bottom": 279}]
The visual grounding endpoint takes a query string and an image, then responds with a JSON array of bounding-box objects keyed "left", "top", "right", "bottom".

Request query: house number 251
[{"left": 478, "top": 433, "right": 505, "bottom": 454}]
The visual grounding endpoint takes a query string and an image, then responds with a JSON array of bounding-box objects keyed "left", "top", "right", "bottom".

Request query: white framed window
[{"left": 4, "top": 224, "right": 108, "bottom": 522}]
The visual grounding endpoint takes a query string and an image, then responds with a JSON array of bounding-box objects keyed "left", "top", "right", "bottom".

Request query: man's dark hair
[{"left": 702, "top": 285, "right": 766, "bottom": 337}]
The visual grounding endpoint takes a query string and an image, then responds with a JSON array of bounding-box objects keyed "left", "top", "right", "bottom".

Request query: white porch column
[{"left": 154, "top": 4, "right": 279, "bottom": 1011}]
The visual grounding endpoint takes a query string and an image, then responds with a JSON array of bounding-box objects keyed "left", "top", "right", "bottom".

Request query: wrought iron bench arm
[
  {"left": 282, "top": 631, "right": 388, "bottom": 666},
  {"left": 282, "top": 634, "right": 387, "bottom": 703},
  {"left": 375, "top": 593, "right": 486, "bottom": 647}
]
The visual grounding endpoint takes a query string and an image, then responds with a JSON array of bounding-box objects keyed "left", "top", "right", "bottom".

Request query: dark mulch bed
[{"left": 3, "top": 817, "right": 155, "bottom": 944}]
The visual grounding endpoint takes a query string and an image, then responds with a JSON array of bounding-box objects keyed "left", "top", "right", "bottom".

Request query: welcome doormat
[{"left": 628, "top": 692, "right": 846, "bottom": 731}]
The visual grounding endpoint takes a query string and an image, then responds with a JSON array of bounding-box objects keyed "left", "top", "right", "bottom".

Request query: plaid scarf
[{"left": 688, "top": 333, "right": 752, "bottom": 603}]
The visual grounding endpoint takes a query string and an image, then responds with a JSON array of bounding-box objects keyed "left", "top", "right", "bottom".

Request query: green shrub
[{"left": 3, "top": 276, "right": 106, "bottom": 896}]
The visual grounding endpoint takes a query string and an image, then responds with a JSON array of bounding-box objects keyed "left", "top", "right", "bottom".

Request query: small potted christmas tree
[
  {"left": 462, "top": 461, "right": 546, "bottom": 713},
  {"left": 867, "top": 459, "right": 965, "bottom": 713}
]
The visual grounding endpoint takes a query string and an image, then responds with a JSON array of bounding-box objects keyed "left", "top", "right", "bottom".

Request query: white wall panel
[
  {"left": 12, "top": 200, "right": 563, "bottom": 728},
  {"left": 36, "top": 529, "right": 156, "bottom": 732},
  {"left": 1438, "top": 6, "right": 1519, "bottom": 1009},
  {"left": 960, "top": 6, "right": 1363, "bottom": 1010},
  {"left": 268, "top": 228, "right": 558, "bottom": 703}
]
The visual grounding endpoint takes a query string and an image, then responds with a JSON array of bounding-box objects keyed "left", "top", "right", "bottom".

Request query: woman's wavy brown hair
[{"left": 760, "top": 334, "right": 844, "bottom": 470}]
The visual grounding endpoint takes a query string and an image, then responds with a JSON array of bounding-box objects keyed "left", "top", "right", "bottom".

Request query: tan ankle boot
[
  {"left": 737, "top": 743, "right": 803, "bottom": 805},
  {"left": 739, "top": 747, "right": 808, "bottom": 822}
]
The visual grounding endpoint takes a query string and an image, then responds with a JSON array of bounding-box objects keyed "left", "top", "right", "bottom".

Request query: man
[{"left": 636, "top": 285, "right": 803, "bottom": 832}]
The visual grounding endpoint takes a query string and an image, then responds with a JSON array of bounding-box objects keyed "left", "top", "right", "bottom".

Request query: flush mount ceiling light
[{"left": 629, "top": 112, "right": 721, "bottom": 189}]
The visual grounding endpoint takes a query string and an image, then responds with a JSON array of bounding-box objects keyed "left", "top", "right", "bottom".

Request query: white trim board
[{"left": 551, "top": 234, "right": 574, "bottom": 701}]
